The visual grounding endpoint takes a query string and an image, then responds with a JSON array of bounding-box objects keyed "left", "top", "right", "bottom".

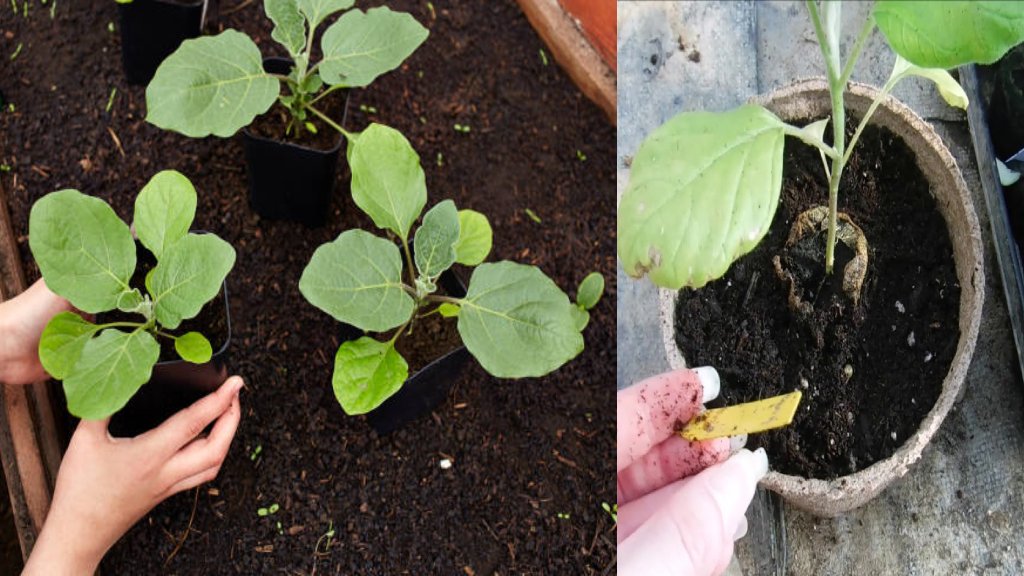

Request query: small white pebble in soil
[
  {"left": 439, "top": 459, "right": 452, "bottom": 470},
  {"left": 907, "top": 331, "right": 916, "bottom": 347},
  {"left": 829, "top": 438, "right": 834, "bottom": 445},
  {"left": 911, "top": 397, "right": 916, "bottom": 405},
  {"left": 891, "top": 325, "right": 897, "bottom": 332},
  {"left": 727, "top": 280, "right": 732, "bottom": 288},
  {"left": 895, "top": 300, "right": 905, "bottom": 314},
  {"left": 843, "top": 364, "right": 854, "bottom": 380},
  {"left": 924, "top": 352, "right": 933, "bottom": 363},
  {"left": 800, "top": 377, "right": 809, "bottom": 389},
  {"left": 891, "top": 431, "right": 897, "bottom": 441}
]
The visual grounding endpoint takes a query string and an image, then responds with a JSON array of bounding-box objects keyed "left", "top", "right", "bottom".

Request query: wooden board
[{"left": 0, "top": 180, "right": 63, "bottom": 561}]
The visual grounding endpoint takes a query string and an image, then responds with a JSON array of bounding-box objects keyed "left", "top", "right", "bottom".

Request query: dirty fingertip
[{"left": 693, "top": 366, "right": 720, "bottom": 403}]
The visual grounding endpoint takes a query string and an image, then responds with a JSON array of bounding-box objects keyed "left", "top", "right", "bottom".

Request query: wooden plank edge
[{"left": 515, "top": 0, "right": 617, "bottom": 125}]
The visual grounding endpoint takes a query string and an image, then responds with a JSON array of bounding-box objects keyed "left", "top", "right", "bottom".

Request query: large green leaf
[
  {"left": 297, "top": 0, "right": 354, "bottom": 31},
  {"left": 39, "top": 312, "right": 100, "bottom": 380},
  {"left": 874, "top": 1, "right": 1024, "bottom": 68},
  {"left": 331, "top": 337, "right": 408, "bottom": 414},
  {"left": 618, "top": 104, "right": 786, "bottom": 290},
  {"left": 348, "top": 123, "right": 427, "bottom": 241},
  {"left": 453, "top": 209, "right": 492, "bottom": 266},
  {"left": 299, "top": 229, "right": 415, "bottom": 332},
  {"left": 458, "top": 262, "right": 583, "bottom": 378},
  {"left": 146, "top": 30, "right": 280, "bottom": 138},
  {"left": 148, "top": 233, "right": 236, "bottom": 330},
  {"left": 414, "top": 200, "right": 459, "bottom": 278},
  {"left": 29, "top": 190, "right": 135, "bottom": 313},
  {"left": 319, "top": 7, "right": 428, "bottom": 88},
  {"left": 63, "top": 329, "right": 160, "bottom": 420},
  {"left": 133, "top": 170, "right": 197, "bottom": 259},
  {"left": 265, "top": 0, "right": 307, "bottom": 56},
  {"left": 890, "top": 55, "right": 969, "bottom": 109}
]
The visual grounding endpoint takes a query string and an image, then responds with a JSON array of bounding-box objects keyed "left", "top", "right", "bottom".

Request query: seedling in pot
[
  {"left": 29, "top": 170, "right": 236, "bottom": 420},
  {"left": 144, "top": 0, "right": 427, "bottom": 140},
  {"left": 619, "top": 1, "right": 1024, "bottom": 296},
  {"left": 299, "top": 123, "right": 604, "bottom": 415}
]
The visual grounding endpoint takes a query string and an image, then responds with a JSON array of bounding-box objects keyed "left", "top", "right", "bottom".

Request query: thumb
[
  {"left": 618, "top": 448, "right": 768, "bottom": 576},
  {"left": 76, "top": 417, "right": 112, "bottom": 439}
]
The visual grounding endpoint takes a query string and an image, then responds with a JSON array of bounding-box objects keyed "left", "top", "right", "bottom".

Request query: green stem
[
  {"left": 417, "top": 306, "right": 443, "bottom": 319},
  {"left": 400, "top": 238, "right": 417, "bottom": 286},
  {"left": 824, "top": 82, "right": 846, "bottom": 275},
  {"left": 781, "top": 124, "right": 839, "bottom": 159},
  {"left": 95, "top": 321, "right": 145, "bottom": 331},
  {"left": 806, "top": 0, "right": 839, "bottom": 85},
  {"left": 154, "top": 330, "right": 179, "bottom": 340},
  {"left": 388, "top": 317, "right": 412, "bottom": 346},
  {"left": 307, "top": 104, "right": 351, "bottom": 138},
  {"left": 307, "top": 84, "right": 344, "bottom": 107},
  {"left": 838, "top": 14, "right": 875, "bottom": 87},
  {"left": 425, "top": 294, "right": 463, "bottom": 305}
]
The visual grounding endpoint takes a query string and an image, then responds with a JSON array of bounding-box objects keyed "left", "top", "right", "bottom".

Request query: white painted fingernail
[
  {"left": 751, "top": 447, "right": 769, "bottom": 480},
  {"left": 728, "top": 434, "right": 747, "bottom": 454},
  {"left": 733, "top": 515, "right": 749, "bottom": 541},
  {"left": 693, "top": 366, "right": 720, "bottom": 403}
]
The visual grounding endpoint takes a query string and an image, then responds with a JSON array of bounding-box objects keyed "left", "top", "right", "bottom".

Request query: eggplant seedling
[
  {"left": 29, "top": 170, "right": 235, "bottom": 419},
  {"left": 144, "top": 0, "right": 427, "bottom": 139},
  {"left": 619, "top": 1, "right": 1024, "bottom": 295},
  {"left": 299, "top": 124, "right": 603, "bottom": 414}
]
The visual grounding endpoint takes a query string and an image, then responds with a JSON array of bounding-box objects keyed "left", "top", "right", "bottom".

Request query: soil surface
[
  {"left": 675, "top": 118, "right": 961, "bottom": 479},
  {"left": 0, "top": 1, "right": 615, "bottom": 573},
  {"left": 0, "top": 468, "right": 21, "bottom": 575}
]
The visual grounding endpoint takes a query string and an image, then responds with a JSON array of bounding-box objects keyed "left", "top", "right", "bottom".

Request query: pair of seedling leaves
[
  {"left": 29, "top": 171, "right": 234, "bottom": 420},
  {"left": 619, "top": 0, "right": 1024, "bottom": 290},
  {"left": 300, "top": 123, "right": 602, "bottom": 415},
  {"left": 146, "top": 0, "right": 428, "bottom": 137}
]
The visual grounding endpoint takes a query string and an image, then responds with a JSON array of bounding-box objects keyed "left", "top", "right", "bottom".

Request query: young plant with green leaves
[
  {"left": 619, "top": 1, "right": 1024, "bottom": 294},
  {"left": 144, "top": 0, "right": 427, "bottom": 139},
  {"left": 300, "top": 123, "right": 603, "bottom": 414},
  {"left": 29, "top": 170, "right": 235, "bottom": 420}
]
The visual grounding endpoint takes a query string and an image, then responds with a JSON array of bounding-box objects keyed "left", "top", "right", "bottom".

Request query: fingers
[
  {"left": 141, "top": 376, "right": 244, "bottom": 456},
  {"left": 619, "top": 448, "right": 769, "bottom": 576},
  {"left": 165, "top": 393, "right": 240, "bottom": 481},
  {"left": 617, "top": 434, "right": 736, "bottom": 504},
  {"left": 166, "top": 464, "right": 222, "bottom": 497},
  {"left": 617, "top": 367, "right": 719, "bottom": 471}
]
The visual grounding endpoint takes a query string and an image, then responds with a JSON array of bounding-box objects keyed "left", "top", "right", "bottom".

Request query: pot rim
[{"left": 656, "top": 77, "right": 985, "bottom": 516}]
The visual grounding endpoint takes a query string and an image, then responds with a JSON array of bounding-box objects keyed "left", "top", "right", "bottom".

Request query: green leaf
[
  {"left": 39, "top": 312, "right": 100, "bottom": 380},
  {"left": 319, "top": 7, "right": 428, "bottom": 88},
  {"left": 296, "top": 0, "right": 354, "bottom": 31},
  {"left": 873, "top": 1, "right": 1024, "bottom": 68},
  {"left": 332, "top": 337, "right": 408, "bottom": 414},
  {"left": 146, "top": 30, "right": 280, "bottom": 138},
  {"left": 29, "top": 190, "right": 136, "bottom": 313},
  {"left": 299, "top": 229, "right": 415, "bottom": 332},
  {"left": 617, "top": 104, "right": 786, "bottom": 289},
  {"left": 133, "top": 170, "right": 197, "bottom": 259},
  {"left": 571, "top": 306, "right": 590, "bottom": 332},
  {"left": 348, "top": 123, "right": 427, "bottom": 241},
  {"left": 438, "top": 303, "right": 460, "bottom": 318},
  {"left": 453, "top": 209, "right": 492, "bottom": 266},
  {"left": 63, "top": 329, "right": 160, "bottom": 420},
  {"left": 148, "top": 234, "right": 236, "bottom": 330},
  {"left": 890, "top": 55, "right": 969, "bottom": 109},
  {"left": 175, "top": 332, "right": 213, "bottom": 364},
  {"left": 458, "top": 262, "right": 583, "bottom": 378},
  {"left": 414, "top": 200, "right": 459, "bottom": 278},
  {"left": 576, "top": 272, "right": 604, "bottom": 310},
  {"left": 265, "top": 0, "right": 307, "bottom": 56}
]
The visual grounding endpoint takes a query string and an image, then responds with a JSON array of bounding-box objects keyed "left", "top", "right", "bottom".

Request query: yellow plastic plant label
[{"left": 679, "top": 391, "right": 802, "bottom": 441}]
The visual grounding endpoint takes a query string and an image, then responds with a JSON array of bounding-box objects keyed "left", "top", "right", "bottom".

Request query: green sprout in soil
[
  {"left": 257, "top": 503, "right": 280, "bottom": 517},
  {"left": 29, "top": 170, "right": 236, "bottom": 419},
  {"left": 576, "top": 149, "right": 587, "bottom": 162},
  {"left": 145, "top": 1, "right": 427, "bottom": 141},
  {"left": 539, "top": 48, "right": 549, "bottom": 66},
  {"left": 524, "top": 208, "right": 542, "bottom": 224},
  {"left": 619, "top": 1, "right": 1024, "bottom": 296},
  {"left": 426, "top": 1, "right": 435, "bottom": 21},
  {"left": 436, "top": 152, "right": 444, "bottom": 167},
  {"left": 10, "top": 42, "right": 22, "bottom": 61},
  {"left": 107, "top": 21, "right": 114, "bottom": 33},
  {"left": 359, "top": 104, "right": 378, "bottom": 114},
  {"left": 105, "top": 87, "right": 117, "bottom": 113},
  {"left": 556, "top": 512, "right": 570, "bottom": 520},
  {"left": 299, "top": 126, "right": 603, "bottom": 415},
  {"left": 601, "top": 502, "right": 617, "bottom": 523},
  {"left": 250, "top": 444, "right": 263, "bottom": 461},
  {"left": 0, "top": 164, "right": 11, "bottom": 173},
  {"left": 453, "top": 123, "right": 471, "bottom": 133},
  {"left": 314, "top": 521, "right": 336, "bottom": 556}
]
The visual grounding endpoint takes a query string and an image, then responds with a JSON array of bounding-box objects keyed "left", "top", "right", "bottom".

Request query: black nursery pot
[
  {"left": 108, "top": 282, "right": 233, "bottom": 437},
  {"left": 364, "top": 270, "right": 471, "bottom": 436},
  {"left": 243, "top": 58, "right": 350, "bottom": 228},
  {"left": 117, "top": 0, "right": 215, "bottom": 86}
]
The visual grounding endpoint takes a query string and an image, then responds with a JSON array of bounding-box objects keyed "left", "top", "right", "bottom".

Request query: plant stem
[
  {"left": 400, "top": 238, "right": 417, "bottom": 286},
  {"left": 781, "top": 124, "right": 839, "bottom": 159},
  {"left": 806, "top": 0, "right": 839, "bottom": 84},
  {"left": 154, "top": 330, "right": 179, "bottom": 340},
  {"left": 307, "top": 84, "right": 344, "bottom": 107},
  {"left": 95, "top": 321, "right": 145, "bottom": 331},
  {"left": 425, "top": 295, "right": 463, "bottom": 305},
  {"left": 307, "top": 104, "right": 351, "bottom": 138},
  {"left": 838, "top": 14, "right": 875, "bottom": 87}
]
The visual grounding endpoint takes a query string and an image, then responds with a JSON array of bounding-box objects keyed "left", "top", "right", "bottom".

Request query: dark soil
[
  {"left": 675, "top": 117, "right": 961, "bottom": 479},
  {"left": 0, "top": 468, "right": 22, "bottom": 575},
  {"left": 247, "top": 83, "right": 349, "bottom": 151},
  {"left": 0, "top": 1, "right": 615, "bottom": 574}
]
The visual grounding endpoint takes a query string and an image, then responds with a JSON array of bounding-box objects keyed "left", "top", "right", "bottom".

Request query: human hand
[
  {"left": 22, "top": 376, "right": 244, "bottom": 576},
  {"left": 617, "top": 368, "right": 769, "bottom": 576},
  {"left": 0, "top": 278, "right": 75, "bottom": 385}
]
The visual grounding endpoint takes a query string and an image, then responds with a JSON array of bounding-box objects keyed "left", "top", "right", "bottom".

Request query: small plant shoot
[
  {"left": 145, "top": 0, "right": 427, "bottom": 139},
  {"left": 618, "top": 0, "right": 1024, "bottom": 292},
  {"left": 300, "top": 124, "right": 603, "bottom": 415},
  {"left": 29, "top": 170, "right": 236, "bottom": 419}
]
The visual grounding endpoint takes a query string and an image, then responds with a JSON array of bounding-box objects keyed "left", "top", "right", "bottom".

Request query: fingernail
[
  {"left": 728, "top": 434, "right": 747, "bottom": 454},
  {"left": 733, "top": 515, "right": 749, "bottom": 541},
  {"left": 228, "top": 377, "right": 243, "bottom": 395},
  {"left": 751, "top": 447, "right": 769, "bottom": 480},
  {"left": 693, "top": 366, "right": 720, "bottom": 403}
]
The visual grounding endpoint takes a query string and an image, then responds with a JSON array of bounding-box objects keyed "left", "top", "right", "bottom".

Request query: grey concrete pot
[{"left": 659, "top": 78, "right": 985, "bottom": 517}]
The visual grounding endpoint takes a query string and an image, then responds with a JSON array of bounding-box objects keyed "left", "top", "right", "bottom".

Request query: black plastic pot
[
  {"left": 117, "top": 0, "right": 215, "bottom": 86},
  {"left": 108, "top": 282, "right": 232, "bottom": 437},
  {"left": 364, "top": 270, "right": 471, "bottom": 435},
  {"left": 962, "top": 61, "right": 1024, "bottom": 383},
  {"left": 243, "top": 57, "right": 350, "bottom": 228}
]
